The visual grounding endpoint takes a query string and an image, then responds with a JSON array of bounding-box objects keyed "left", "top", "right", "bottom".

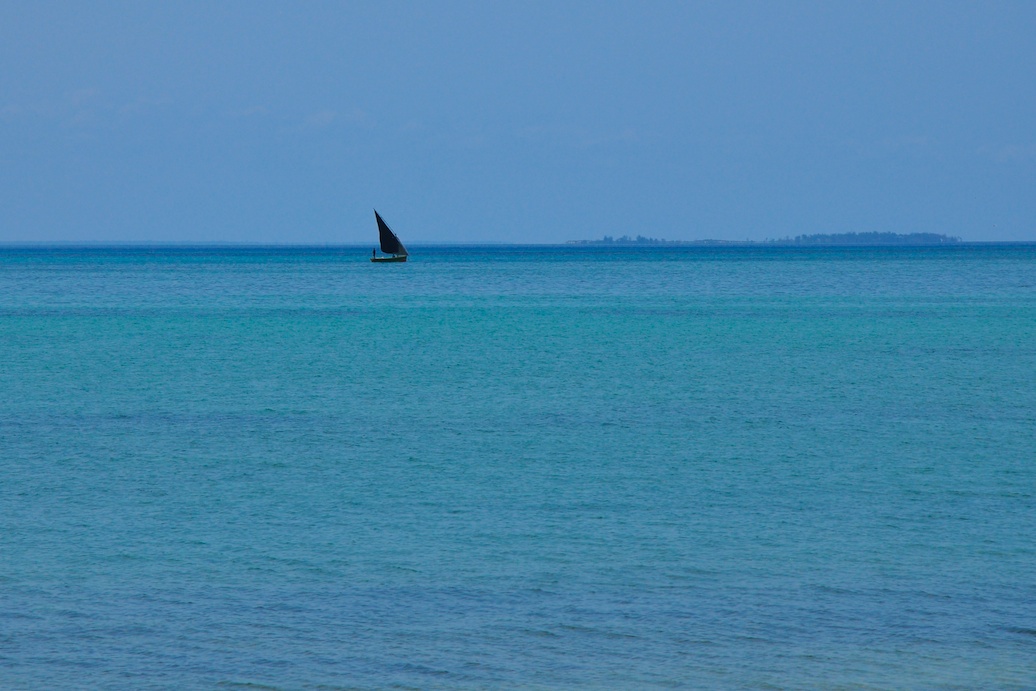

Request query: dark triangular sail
[{"left": 375, "top": 210, "right": 407, "bottom": 256}]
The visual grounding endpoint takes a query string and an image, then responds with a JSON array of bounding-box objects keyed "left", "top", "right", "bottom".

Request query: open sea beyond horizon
[{"left": 1, "top": 244, "right": 1034, "bottom": 689}]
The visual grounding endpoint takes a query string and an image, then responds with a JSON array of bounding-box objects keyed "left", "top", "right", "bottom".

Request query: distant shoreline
[
  {"left": 568, "top": 232, "right": 964, "bottom": 247},
  {"left": 4, "top": 236, "right": 1036, "bottom": 249}
]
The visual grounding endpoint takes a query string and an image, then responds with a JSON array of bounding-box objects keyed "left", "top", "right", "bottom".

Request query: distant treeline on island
[{"left": 570, "top": 232, "right": 962, "bottom": 246}]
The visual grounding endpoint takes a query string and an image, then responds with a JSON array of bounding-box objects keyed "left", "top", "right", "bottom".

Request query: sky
[{"left": 1, "top": 1, "right": 1034, "bottom": 244}]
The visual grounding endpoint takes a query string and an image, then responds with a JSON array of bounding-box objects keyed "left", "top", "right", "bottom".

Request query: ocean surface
[{"left": 1, "top": 244, "right": 1034, "bottom": 689}]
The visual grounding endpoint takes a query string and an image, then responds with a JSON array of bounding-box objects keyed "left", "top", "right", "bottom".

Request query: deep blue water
[{"left": 2, "top": 244, "right": 1035, "bottom": 688}]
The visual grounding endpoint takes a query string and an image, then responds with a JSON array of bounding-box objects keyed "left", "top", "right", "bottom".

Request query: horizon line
[{"left": 3, "top": 240, "right": 1035, "bottom": 248}]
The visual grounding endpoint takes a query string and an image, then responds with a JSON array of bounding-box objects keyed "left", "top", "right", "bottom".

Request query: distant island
[{"left": 569, "top": 232, "right": 962, "bottom": 246}]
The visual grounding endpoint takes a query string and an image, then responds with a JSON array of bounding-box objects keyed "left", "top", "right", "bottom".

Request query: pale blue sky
[{"left": 1, "top": 1, "right": 1033, "bottom": 243}]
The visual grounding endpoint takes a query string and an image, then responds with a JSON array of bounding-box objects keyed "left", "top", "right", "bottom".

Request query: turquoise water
[{"left": 1, "top": 245, "right": 1034, "bottom": 688}]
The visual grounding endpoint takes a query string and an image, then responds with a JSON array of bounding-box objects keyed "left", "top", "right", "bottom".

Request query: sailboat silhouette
[{"left": 371, "top": 210, "right": 408, "bottom": 263}]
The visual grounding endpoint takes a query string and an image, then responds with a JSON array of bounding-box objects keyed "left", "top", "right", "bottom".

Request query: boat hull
[{"left": 371, "top": 255, "right": 407, "bottom": 263}]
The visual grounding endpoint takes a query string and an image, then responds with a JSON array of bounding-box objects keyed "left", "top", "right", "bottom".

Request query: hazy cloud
[
  {"left": 304, "top": 109, "right": 336, "bottom": 128},
  {"left": 977, "top": 144, "right": 1036, "bottom": 163},
  {"left": 228, "top": 105, "right": 270, "bottom": 118},
  {"left": 119, "top": 96, "right": 173, "bottom": 117},
  {"left": 343, "top": 108, "right": 373, "bottom": 127},
  {"left": 67, "top": 88, "right": 100, "bottom": 106},
  {"left": 517, "top": 124, "right": 639, "bottom": 149},
  {"left": 846, "top": 135, "right": 933, "bottom": 159}
]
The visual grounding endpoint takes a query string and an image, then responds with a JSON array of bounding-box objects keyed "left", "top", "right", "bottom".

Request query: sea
[{"left": 1, "top": 244, "right": 1034, "bottom": 689}]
